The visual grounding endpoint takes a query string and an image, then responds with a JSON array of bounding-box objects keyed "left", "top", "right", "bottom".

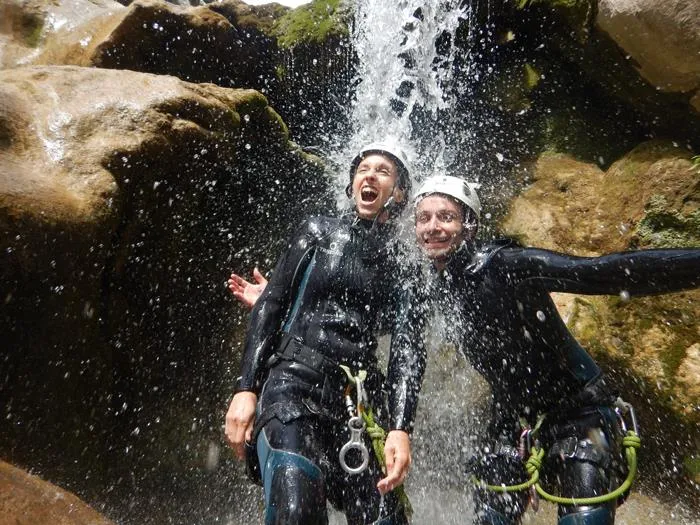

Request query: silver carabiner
[
  {"left": 339, "top": 416, "right": 370, "bottom": 475},
  {"left": 614, "top": 398, "right": 639, "bottom": 436}
]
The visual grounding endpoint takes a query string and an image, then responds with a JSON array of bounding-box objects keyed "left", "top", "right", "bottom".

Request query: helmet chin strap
[{"left": 349, "top": 181, "right": 402, "bottom": 226}]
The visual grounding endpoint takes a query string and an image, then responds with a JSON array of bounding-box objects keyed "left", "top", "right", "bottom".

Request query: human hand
[
  {"left": 224, "top": 391, "right": 258, "bottom": 460},
  {"left": 377, "top": 430, "right": 411, "bottom": 494},
  {"left": 227, "top": 267, "right": 268, "bottom": 309}
]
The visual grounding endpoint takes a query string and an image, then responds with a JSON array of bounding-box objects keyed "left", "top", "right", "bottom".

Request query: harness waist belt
[{"left": 277, "top": 334, "right": 343, "bottom": 377}]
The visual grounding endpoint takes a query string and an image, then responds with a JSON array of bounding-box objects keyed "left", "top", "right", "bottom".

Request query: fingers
[
  {"left": 377, "top": 431, "right": 411, "bottom": 494},
  {"left": 252, "top": 267, "right": 267, "bottom": 285},
  {"left": 227, "top": 273, "right": 246, "bottom": 289},
  {"left": 224, "top": 392, "right": 257, "bottom": 461}
]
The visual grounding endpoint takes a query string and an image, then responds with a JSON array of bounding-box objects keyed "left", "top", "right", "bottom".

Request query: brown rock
[
  {"left": 503, "top": 141, "right": 699, "bottom": 253},
  {"left": 597, "top": 0, "right": 700, "bottom": 95},
  {"left": 0, "top": 64, "right": 323, "bottom": 493},
  {"left": 0, "top": 459, "right": 114, "bottom": 525},
  {"left": 0, "top": 0, "right": 125, "bottom": 70},
  {"left": 500, "top": 152, "right": 610, "bottom": 254},
  {"left": 28, "top": 0, "right": 284, "bottom": 91},
  {"left": 677, "top": 343, "right": 700, "bottom": 401}
]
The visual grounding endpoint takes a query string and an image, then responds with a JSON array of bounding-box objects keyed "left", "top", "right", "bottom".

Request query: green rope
[
  {"left": 535, "top": 431, "right": 640, "bottom": 505},
  {"left": 471, "top": 431, "right": 640, "bottom": 506},
  {"left": 472, "top": 447, "right": 544, "bottom": 492},
  {"left": 361, "top": 409, "right": 413, "bottom": 519}
]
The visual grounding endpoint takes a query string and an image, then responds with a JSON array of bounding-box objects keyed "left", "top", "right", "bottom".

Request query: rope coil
[{"left": 472, "top": 430, "right": 640, "bottom": 505}]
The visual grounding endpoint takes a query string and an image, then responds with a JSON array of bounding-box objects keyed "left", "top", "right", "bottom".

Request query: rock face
[
  {"left": 597, "top": 0, "right": 700, "bottom": 101},
  {"left": 1, "top": 0, "right": 700, "bottom": 521},
  {"left": 0, "top": 460, "right": 115, "bottom": 525},
  {"left": 3, "top": 0, "right": 354, "bottom": 148},
  {"left": 501, "top": 141, "right": 700, "bottom": 489},
  {"left": 0, "top": 65, "right": 325, "bottom": 513}
]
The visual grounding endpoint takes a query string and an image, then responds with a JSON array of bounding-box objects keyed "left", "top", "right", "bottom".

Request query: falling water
[
  {"left": 328, "top": 0, "right": 478, "bottom": 195},
  {"left": 326, "top": 1, "right": 492, "bottom": 522}
]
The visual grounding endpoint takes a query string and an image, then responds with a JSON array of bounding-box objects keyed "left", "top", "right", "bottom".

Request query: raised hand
[{"left": 227, "top": 267, "right": 268, "bottom": 309}]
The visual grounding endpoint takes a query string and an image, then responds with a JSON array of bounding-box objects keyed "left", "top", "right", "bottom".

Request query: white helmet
[
  {"left": 414, "top": 175, "right": 481, "bottom": 220},
  {"left": 349, "top": 141, "right": 412, "bottom": 195}
]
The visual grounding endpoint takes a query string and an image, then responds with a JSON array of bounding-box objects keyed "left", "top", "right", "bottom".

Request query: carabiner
[{"left": 614, "top": 398, "right": 639, "bottom": 436}]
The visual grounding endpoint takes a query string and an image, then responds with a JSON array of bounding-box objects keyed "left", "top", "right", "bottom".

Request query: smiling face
[
  {"left": 415, "top": 194, "right": 471, "bottom": 266},
  {"left": 351, "top": 153, "right": 404, "bottom": 220}
]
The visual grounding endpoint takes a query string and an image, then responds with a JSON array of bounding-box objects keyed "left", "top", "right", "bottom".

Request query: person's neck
[
  {"left": 431, "top": 241, "right": 474, "bottom": 273},
  {"left": 432, "top": 258, "right": 448, "bottom": 272}
]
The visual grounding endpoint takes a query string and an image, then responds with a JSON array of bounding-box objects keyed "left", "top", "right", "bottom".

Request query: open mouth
[
  {"left": 423, "top": 238, "right": 450, "bottom": 246},
  {"left": 422, "top": 236, "right": 450, "bottom": 248},
  {"left": 360, "top": 186, "right": 379, "bottom": 203}
]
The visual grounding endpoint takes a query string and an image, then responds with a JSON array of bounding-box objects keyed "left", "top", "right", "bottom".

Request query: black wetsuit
[
  {"left": 236, "top": 214, "right": 426, "bottom": 525},
  {"left": 431, "top": 240, "right": 699, "bottom": 524}
]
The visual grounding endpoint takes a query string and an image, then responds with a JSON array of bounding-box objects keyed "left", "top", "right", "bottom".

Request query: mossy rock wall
[{"left": 501, "top": 140, "right": 700, "bottom": 489}]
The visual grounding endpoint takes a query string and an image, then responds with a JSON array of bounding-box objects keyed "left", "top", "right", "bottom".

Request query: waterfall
[
  {"left": 327, "top": 2, "right": 492, "bottom": 522},
  {"left": 329, "top": 0, "right": 479, "bottom": 197}
]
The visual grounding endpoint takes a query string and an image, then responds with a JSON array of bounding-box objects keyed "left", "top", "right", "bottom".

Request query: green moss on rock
[
  {"left": 516, "top": 0, "right": 595, "bottom": 42},
  {"left": 273, "top": 0, "right": 350, "bottom": 48},
  {"left": 635, "top": 195, "right": 700, "bottom": 249},
  {"left": 683, "top": 455, "right": 700, "bottom": 482}
]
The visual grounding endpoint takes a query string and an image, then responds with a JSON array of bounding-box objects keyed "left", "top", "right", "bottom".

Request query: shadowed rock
[
  {"left": 0, "top": 65, "right": 326, "bottom": 505},
  {"left": 0, "top": 459, "right": 115, "bottom": 525}
]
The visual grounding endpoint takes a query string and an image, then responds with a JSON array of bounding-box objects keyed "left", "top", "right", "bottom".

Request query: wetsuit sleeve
[
  {"left": 499, "top": 247, "right": 700, "bottom": 296},
  {"left": 235, "top": 220, "right": 318, "bottom": 394},
  {"left": 386, "top": 266, "right": 428, "bottom": 433}
]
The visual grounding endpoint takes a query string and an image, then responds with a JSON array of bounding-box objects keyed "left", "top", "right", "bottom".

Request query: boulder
[
  {"left": 597, "top": 0, "right": 700, "bottom": 102},
  {"left": 30, "top": 0, "right": 283, "bottom": 92},
  {"left": 0, "top": 459, "right": 115, "bottom": 525},
  {"left": 0, "top": 64, "right": 325, "bottom": 499},
  {"left": 2, "top": 0, "right": 353, "bottom": 147}
]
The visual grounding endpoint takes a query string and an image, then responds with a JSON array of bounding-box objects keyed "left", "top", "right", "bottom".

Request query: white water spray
[
  {"left": 328, "top": 2, "right": 491, "bottom": 522},
  {"left": 330, "top": 0, "right": 477, "bottom": 198}
]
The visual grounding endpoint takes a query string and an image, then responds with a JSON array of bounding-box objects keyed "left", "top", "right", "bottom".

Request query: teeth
[{"left": 361, "top": 187, "right": 378, "bottom": 200}]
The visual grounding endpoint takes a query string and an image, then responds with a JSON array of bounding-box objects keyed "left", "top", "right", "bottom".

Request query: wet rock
[
  {"left": 0, "top": 0, "right": 125, "bottom": 69},
  {"left": 0, "top": 459, "right": 114, "bottom": 525},
  {"left": 597, "top": 0, "right": 700, "bottom": 102},
  {"left": 3, "top": 0, "right": 353, "bottom": 147},
  {"left": 29, "top": 0, "right": 283, "bottom": 93},
  {"left": 0, "top": 64, "right": 325, "bottom": 499}
]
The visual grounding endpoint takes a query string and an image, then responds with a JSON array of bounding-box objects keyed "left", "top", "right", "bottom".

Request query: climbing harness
[
  {"left": 339, "top": 366, "right": 371, "bottom": 475},
  {"left": 472, "top": 399, "right": 641, "bottom": 507}
]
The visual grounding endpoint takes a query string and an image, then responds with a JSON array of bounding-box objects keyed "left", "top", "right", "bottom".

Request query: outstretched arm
[
  {"left": 501, "top": 247, "right": 700, "bottom": 296},
  {"left": 228, "top": 268, "right": 268, "bottom": 310}
]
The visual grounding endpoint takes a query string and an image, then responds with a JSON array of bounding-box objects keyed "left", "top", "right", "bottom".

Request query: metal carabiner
[
  {"left": 614, "top": 398, "right": 639, "bottom": 436},
  {"left": 339, "top": 416, "right": 370, "bottom": 475}
]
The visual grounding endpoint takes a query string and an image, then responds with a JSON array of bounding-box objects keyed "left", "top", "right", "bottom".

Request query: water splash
[
  {"left": 327, "top": 2, "right": 492, "bottom": 521},
  {"left": 329, "top": 0, "right": 476, "bottom": 198}
]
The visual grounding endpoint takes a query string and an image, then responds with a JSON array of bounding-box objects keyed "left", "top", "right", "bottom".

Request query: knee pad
[
  {"left": 257, "top": 430, "right": 326, "bottom": 525},
  {"left": 558, "top": 504, "right": 614, "bottom": 525}
]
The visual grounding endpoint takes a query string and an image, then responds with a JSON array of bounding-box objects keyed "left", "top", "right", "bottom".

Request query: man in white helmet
[
  {"left": 231, "top": 173, "right": 699, "bottom": 525},
  {"left": 411, "top": 175, "right": 699, "bottom": 525},
  {"left": 224, "top": 142, "right": 425, "bottom": 525}
]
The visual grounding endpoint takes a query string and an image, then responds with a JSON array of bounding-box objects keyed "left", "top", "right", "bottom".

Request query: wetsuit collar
[{"left": 432, "top": 240, "right": 477, "bottom": 275}]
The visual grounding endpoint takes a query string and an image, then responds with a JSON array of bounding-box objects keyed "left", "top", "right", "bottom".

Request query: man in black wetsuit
[
  {"left": 412, "top": 175, "right": 699, "bottom": 525},
  {"left": 233, "top": 174, "right": 699, "bottom": 525},
  {"left": 224, "top": 142, "right": 426, "bottom": 525}
]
